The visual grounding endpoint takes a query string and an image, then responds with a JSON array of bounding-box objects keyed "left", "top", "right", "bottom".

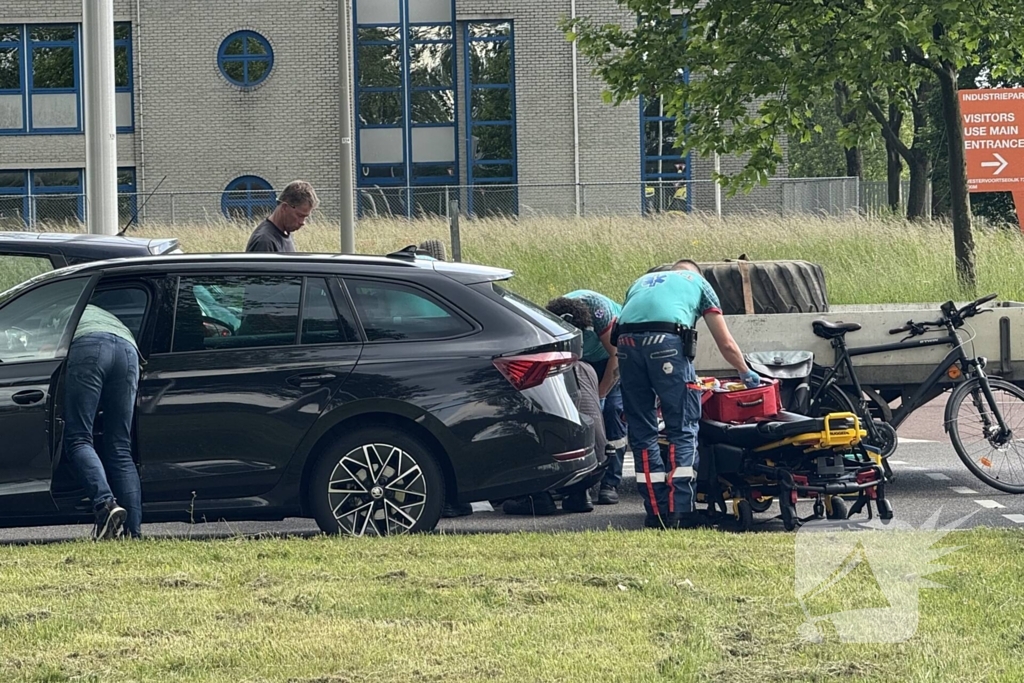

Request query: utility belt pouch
[{"left": 680, "top": 327, "right": 698, "bottom": 360}]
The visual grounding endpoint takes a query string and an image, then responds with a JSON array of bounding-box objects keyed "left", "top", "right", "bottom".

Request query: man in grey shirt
[{"left": 245, "top": 180, "right": 320, "bottom": 253}]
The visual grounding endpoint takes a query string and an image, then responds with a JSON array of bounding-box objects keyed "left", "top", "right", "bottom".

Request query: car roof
[
  {"left": 16, "top": 252, "right": 514, "bottom": 286},
  {"left": 0, "top": 231, "right": 179, "bottom": 257}
]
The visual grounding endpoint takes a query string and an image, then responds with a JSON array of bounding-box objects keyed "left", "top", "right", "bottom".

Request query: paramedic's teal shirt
[
  {"left": 565, "top": 289, "right": 621, "bottom": 362},
  {"left": 618, "top": 271, "right": 722, "bottom": 327}
]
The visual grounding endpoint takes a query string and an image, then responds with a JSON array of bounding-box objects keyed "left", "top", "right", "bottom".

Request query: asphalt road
[{"left": 3, "top": 398, "right": 1022, "bottom": 543}]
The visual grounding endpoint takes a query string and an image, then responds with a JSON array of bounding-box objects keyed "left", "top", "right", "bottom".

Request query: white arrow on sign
[{"left": 981, "top": 153, "right": 1009, "bottom": 175}]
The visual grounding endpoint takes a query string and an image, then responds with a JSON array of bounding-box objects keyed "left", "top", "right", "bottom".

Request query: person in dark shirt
[{"left": 245, "top": 180, "right": 319, "bottom": 253}]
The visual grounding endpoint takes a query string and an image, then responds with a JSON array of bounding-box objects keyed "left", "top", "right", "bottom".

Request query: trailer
[{"left": 693, "top": 300, "right": 1024, "bottom": 416}]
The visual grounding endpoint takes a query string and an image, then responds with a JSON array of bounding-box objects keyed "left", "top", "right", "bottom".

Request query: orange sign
[{"left": 960, "top": 88, "right": 1024, "bottom": 228}]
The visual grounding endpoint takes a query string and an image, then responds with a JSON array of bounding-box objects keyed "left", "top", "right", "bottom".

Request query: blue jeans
[
  {"left": 63, "top": 333, "right": 142, "bottom": 537},
  {"left": 617, "top": 333, "right": 701, "bottom": 517},
  {"left": 589, "top": 357, "right": 627, "bottom": 488}
]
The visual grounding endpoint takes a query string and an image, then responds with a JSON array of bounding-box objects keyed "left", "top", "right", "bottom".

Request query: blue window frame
[
  {"left": 464, "top": 21, "right": 517, "bottom": 217},
  {"left": 0, "top": 22, "right": 132, "bottom": 135},
  {"left": 31, "top": 169, "right": 84, "bottom": 224},
  {"left": 117, "top": 167, "right": 136, "bottom": 225},
  {"left": 114, "top": 23, "right": 134, "bottom": 132},
  {"left": 354, "top": 0, "right": 457, "bottom": 218},
  {"left": 28, "top": 25, "right": 81, "bottom": 133},
  {"left": 218, "top": 31, "right": 273, "bottom": 88},
  {"left": 222, "top": 175, "right": 277, "bottom": 220},
  {"left": 0, "top": 170, "right": 29, "bottom": 226}
]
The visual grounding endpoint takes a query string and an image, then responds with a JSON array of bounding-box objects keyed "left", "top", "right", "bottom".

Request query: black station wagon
[{"left": 0, "top": 252, "right": 597, "bottom": 535}]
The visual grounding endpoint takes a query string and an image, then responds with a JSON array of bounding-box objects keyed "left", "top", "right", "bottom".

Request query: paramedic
[
  {"left": 615, "top": 260, "right": 760, "bottom": 529},
  {"left": 546, "top": 291, "right": 628, "bottom": 505}
]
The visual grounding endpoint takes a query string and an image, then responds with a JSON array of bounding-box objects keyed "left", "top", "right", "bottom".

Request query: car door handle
[
  {"left": 12, "top": 389, "right": 45, "bottom": 405},
  {"left": 286, "top": 372, "right": 338, "bottom": 388}
]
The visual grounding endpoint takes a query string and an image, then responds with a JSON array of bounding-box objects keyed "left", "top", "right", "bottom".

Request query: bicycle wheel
[
  {"left": 806, "top": 377, "right": 858, "bottom": 417},
  {"left": 947, "top": 377, "right": 1024, "bottom": 494}
]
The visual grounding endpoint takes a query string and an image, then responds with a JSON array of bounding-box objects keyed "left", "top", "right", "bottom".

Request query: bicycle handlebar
[{"left": 889, "top": 293, "right": 998, "bottom": 336}]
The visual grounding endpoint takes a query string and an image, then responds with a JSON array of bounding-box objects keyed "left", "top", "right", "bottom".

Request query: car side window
[
  {"left": 301, "top": 278, "right": 358, "bottom": 345},
  {"left": 0, "top": 254, "right": 53, "bottom": 293},
  {"left": 0, "top": 277, "right": 88, "bottom": 363},
  {"left": 88, "top": 287, "right": 149, "bottom": 340},
  {"left": 346, "top": 279, "right": 473, "bottom": 341},
  {"left": 172, "top": 275, "right": 301, "bottom": 352}
]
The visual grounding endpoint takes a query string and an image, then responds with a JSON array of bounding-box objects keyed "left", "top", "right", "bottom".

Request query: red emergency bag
[{"left": 702, "top": 378, "right": 782, "bottom": 423}]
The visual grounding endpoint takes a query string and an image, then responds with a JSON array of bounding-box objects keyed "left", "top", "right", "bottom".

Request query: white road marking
[
  {"left": 888, "top": 460, "right": 910, "bottom": 465},
  {"left": 471, "top": 501, "right": 494, "bottom": 512},
  {"left": 975, "top": 499, "right": 1006, "bottom": 509},
  {"left": 926, "top": 472, "right": 952, "bottom": 481},
  {"left": 898, "top": 438, "right": 937, "bottom": 444},
  {"left": 950, "top": 486, "right": 978, "bottom": 495},
  {"left": 1002, "top": 514, "right": 1024, "bottom": 524}
]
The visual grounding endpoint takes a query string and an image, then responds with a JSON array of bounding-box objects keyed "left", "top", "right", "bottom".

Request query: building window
[
  {"left": 464, "top": 21, "right": 517, "bottom": 217},
  {"left": 118, "top": 167, "right": 136, "bottom": 226},
  {"left": 218, "top": 31, "right": 274, "bottom": 88},
  {"left": 114, "top": 23, "right": 133, "bottom": 131},
  {"left": 0, "top": 23, "right": 132, "bottom": 135},
  {"left": 28, "top": 25, "right": 80, "bottom": 133},
  {"left": 354, "top": 0, "right": 457, "bottom": 218},
  {"left": 640, "top": 92, "right": 691, "bottom": 214},
  {"left": 32, "top": 169, "right": 84, "bottom": 225},
  {"left": 0, "top": 170, "right": 28, "bottom": 226},
  {"left": 222, "top": 175, "right": 276, "bottom": 220}
]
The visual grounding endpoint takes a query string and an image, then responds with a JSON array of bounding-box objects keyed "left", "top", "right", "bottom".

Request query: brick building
[{"left": 0, "top": 0, "right": 784, "bottom": 227}]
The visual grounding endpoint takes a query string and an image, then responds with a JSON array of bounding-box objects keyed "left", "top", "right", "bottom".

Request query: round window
[{"left": 218, "top": 31, "right": 273, "bottom": 87}]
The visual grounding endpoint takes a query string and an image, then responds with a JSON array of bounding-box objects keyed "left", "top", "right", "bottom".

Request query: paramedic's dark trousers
[
  {"left": 63, "top": 332, "right": 142, "bottom": 538},
  {"left": 617, "top": 332, "right": 701, "bottom": 519},
  {"left": 589, "top": 357, "right": 627, "bottom": 488}
]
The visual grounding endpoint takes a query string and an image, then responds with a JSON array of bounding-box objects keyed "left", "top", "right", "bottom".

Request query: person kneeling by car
[
  {"left": 63, "top": 304, "right": 144, "bottom": 540},
  {"left": 502, "top": 299, "right": 609, "bottom": 516},
  {"left": 616, "top": 259, "right": 760, "bottom": 529}
]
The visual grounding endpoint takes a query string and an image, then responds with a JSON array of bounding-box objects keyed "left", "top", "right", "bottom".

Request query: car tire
[
  {"left": 418, "top": 239, "right": 447, "bottom": 261},
  {"left": 309, "top": 426, "right": 445, "bottom": 536}
]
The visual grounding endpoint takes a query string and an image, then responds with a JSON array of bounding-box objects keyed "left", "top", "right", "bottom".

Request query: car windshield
[{"left": 0, "top": 262, "right": 92, "bottom": 308}]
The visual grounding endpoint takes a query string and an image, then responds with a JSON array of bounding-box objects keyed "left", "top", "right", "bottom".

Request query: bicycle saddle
[{"left": 812, "top": 319, "right": 862, "bottom": 339}]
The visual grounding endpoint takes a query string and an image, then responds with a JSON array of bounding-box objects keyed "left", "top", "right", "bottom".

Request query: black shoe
[
  {"left": 442, "top": 502, "right": 474, "bottom": 518},
  {"left": 561, "top": 490, "right": 594, "bottom": 513},
  {"left": 644, "top": 514, "right": 671, "bottom": 529},
  {"left": 93, "top": 500, "right": 127, "bottom": 541},
  {"left": 671, "top": 512, "right": 704, "bottom": 529},
  {"left": 502, "top": 493, "right": 557, "bottom": 516},
  {"left": 597, "top": 485, "right": 619, "bottom": 505}
]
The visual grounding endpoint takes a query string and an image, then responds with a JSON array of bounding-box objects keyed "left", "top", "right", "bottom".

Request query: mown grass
[
  {"left": 1, "top": 529, "right": 1023, "bottom": 682},
  {"left": 117, "top": 214, "right": 1024, "bottom": 306}
]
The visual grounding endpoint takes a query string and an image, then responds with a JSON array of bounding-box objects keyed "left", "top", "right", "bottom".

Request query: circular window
[
  {"left": 222, "top": 175, "right": 277, "bottom": 220},
  {"left": 218, "top": 31, "right": 274, "bottom": 87}
]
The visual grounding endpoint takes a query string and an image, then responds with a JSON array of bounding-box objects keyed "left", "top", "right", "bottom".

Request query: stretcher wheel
[
  {"left": 736, "top": 500, "right": 754, "bottom": 531},
  {"left": 748, "top": 496, "right": 773, "bottom": 513},
  {"left": 876, "top": 498, "right": 894, "bottom": 520},
  {"left": 827, "top": 496, "right": 848, "bottom": 520},
  {"left": 780, "top": 500, "right": 799, "bottom": 531}
]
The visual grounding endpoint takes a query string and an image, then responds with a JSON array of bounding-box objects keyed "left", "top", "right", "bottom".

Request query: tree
[{"left": 566, "top": 0, "right": 1024, "bottom": 290}]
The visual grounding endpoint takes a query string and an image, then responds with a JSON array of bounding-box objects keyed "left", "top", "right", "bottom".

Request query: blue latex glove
[{"left": 740, "top": 370, "right": 761, "bottom": 389}]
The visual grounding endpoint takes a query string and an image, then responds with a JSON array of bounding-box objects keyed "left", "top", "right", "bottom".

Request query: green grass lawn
[{"left": 2, "top": 529, "right": 1023, "bottom": 682}]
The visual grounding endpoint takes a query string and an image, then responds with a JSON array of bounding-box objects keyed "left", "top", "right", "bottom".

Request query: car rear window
[{"left": 490, "top": 283, "right": 576, "bottom": 337}]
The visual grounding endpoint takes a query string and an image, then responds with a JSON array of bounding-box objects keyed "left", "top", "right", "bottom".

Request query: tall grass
[{"left": 116, "top": 214, "right": 1024, "bottom": 304}]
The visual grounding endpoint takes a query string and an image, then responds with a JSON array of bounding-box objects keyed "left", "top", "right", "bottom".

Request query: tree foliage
[{"left": 566, "top": 0, "right": 1024, "bottom": 288}]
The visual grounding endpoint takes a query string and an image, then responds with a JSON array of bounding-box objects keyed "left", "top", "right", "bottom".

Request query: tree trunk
[
  {"left": 936, "top": 64, "right": 976, "bottom": 290},
  {"left": 886, "top": 103, "right": 903, "bottom": 212},
  {"left": 844, "top": 146, "right": 863, "bottom": 179},
  {"left": 906, "top": 151, "right": 931, "bottom": 220}
]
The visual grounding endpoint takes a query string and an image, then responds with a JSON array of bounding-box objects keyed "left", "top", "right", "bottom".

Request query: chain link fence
[{"left": 0, "top": 177, "right": 930, "bottom": 230}]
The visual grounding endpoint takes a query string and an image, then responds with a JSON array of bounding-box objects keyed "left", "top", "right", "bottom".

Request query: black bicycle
[{"left": 806, "top": 293, "right": 1024, "bottom": 493}]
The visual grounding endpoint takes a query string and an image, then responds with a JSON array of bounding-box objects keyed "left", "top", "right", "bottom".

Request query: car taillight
[{"left": 493, "top": 351, "right": 577, "bottom": 391}]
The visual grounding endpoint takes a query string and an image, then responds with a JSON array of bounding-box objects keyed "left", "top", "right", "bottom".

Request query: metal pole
[
  {"left": 338, "top": 0, "right": 356, "bottom": 253},
  {"left": 714, "top": 151, "right": 722, "bottom": 217},
  {"left": 448, "top": 199, "right": 462, "bottom": 262},
  {"left": 83, "top": 0, "right": 118, "bottom": 235}
]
